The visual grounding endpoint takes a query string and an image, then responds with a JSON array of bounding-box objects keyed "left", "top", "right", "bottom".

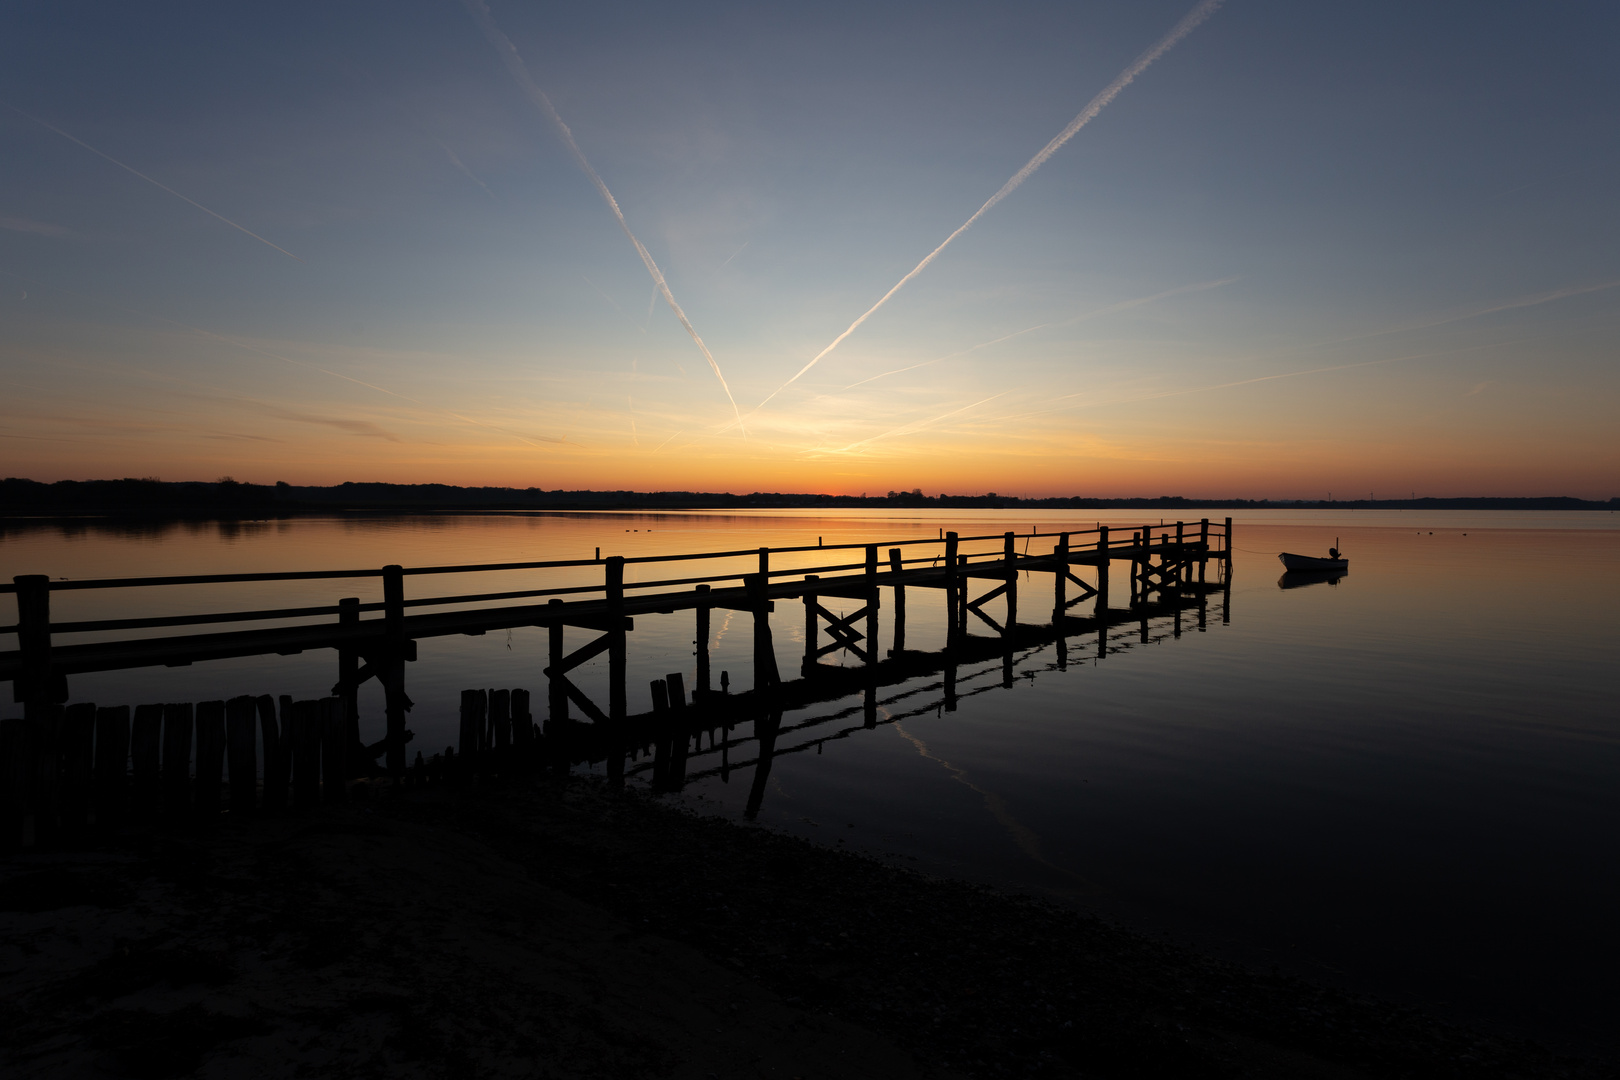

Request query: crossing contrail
[
  {"left": 7, "top": 104, "right": 303, "bottom": 261},
  {"left": 754, "top": 0, "right": 1223, "bottom": 411},
  {"left": 462, "top": 0, "right": 745, "bottom": 433}
]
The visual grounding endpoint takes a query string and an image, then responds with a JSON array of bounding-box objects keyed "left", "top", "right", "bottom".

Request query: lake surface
[{"left": 3, "top": 508, "right": 1617, "bottom": 1053}]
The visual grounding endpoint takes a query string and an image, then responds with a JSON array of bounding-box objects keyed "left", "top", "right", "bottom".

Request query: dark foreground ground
[{"left": 1, "top": 777, "right": 1611, "bottom": 1080}]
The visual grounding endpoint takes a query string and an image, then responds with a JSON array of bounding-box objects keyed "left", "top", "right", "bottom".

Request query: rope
[{"left": 1233, "top": 546, "right": 1283, "bottom": 555}]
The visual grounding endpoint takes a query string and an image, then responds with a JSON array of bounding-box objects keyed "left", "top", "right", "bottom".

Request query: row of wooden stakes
[{"left": 0, "top": 687, "right": 537, "bottom": 848}]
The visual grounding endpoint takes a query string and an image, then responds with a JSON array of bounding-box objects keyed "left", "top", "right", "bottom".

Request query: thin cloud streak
[
  {"left": 462, "top": 0, "right": 745, "bottom": 432},
  {"left": 717, "top": 240, "right": 749, "bottom": 269},
  {"left": 80, "top": 295, "right": 568, "bottom": 448},
  {"left": 841, "top": 277, "right": 1237, "bottom": 391},
  {"left": 822, "top": 393, "right": 1007, "bottom": 455},
  {"left": 755, "top": 0, "right": 1223, "bottom": 410},
  {"left": 6, "top": 104, "right": 303, "bottom": 261},
  {"left": 996, "top": 337, "right": 1541, "bottom": 427}
]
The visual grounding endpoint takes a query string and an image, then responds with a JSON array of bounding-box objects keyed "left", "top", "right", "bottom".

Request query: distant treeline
[{"left": 1, "top": 477, "right": 1615, "bottom": 517}]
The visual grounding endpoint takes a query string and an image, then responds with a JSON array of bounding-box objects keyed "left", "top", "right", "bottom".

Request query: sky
[{"left": 1, "top": 0, "right": 1617, "bottom": 499}]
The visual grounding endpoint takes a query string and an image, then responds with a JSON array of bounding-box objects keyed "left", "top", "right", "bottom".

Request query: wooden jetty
[{"left": 1, "top": 521, "right": 1232, "bottom": 841}]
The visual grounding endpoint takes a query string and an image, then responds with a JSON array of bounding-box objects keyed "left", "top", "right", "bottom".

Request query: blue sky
[{"left": 2, "top": 0, "right": 1616, "bottom": 496}]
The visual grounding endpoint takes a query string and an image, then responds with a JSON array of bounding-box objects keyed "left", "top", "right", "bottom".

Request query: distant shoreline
[{"left": 3, "top": 477, "right": 1614, "bottom": 519}]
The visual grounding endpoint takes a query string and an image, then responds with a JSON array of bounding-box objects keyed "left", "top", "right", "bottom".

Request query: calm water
[{"left": 4, "top": 509, "right": 1618, "bottom": 1051}]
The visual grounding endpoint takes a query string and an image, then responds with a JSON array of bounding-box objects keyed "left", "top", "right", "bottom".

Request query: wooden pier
[{"left": 2, "top": 520, "right": 1232, "bottom": 835}]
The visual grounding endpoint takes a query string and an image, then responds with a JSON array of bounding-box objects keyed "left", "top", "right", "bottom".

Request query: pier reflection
[{"left": 559, "top": 580, "right": 1229, "bottom": 819}]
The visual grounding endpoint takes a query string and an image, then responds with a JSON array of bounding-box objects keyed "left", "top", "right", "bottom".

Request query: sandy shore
[{"left": 1, "top": 777, "right": 1608, "bottom": 1079}]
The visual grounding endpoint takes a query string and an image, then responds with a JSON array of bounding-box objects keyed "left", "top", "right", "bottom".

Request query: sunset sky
[{"left": 2, "top": 0, "right": 1616, "bottom": 498}]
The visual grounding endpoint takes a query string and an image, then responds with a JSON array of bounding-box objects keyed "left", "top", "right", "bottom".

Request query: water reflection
[{"left": 1277, "top": 569, "right": 1348, "bottom": 589}]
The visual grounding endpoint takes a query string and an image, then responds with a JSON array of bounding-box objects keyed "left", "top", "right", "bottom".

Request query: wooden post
[
  {"left": 695, "top": 584, "right": 712, "bottom": 698},
  {"left": 60, "top": 702, "right": 95, "bottom": 832},
  {"left": 547, "top": 599, "right": 567, "bottom": 729},
  {"left": 14, "top": 575, "right": 65, "bottom": 714},
  {"left": 649, "top": 678, "right": 671, "bottom": 787},
  {"left": 382, "top": 565, "right": 407, "bottom": 778},
  {"left": 0, "top": 718, "right": 29, "bottom": 848},
  {"left": 1130, "top": 530, "right": 1141, "bottom": 606},
  {"left": 132, "top": 704, "right": 162, "bottom": 819},
  {"left": 258, "top": 695, "right": 287, "bottom": 812},
  {"left": 889, "top": 549, "right": 906, "bottom": 656},
  {"left": 864, "top": 545, "right": 879, "bottom": 678},
  {"left": 195, "top": 700, "right": 226, "bottom": 818},
  {"left": 291, "top": 700, "right": 320, "bottom": 809},
  {"left": 1224, "top": 516, "right": 1233, "bottom": 562},
  {"left": 801, "top": 575, "right": 820, "bottom": 676},
  {"left": 606, "top": 556, "right": 627, "bottom": 786},
  {"left": 320, "top": 697, "right": 347, "bottom": 803},
  {"left": 226, "top": 696, "right": 256, "bottom": 815},
  {"left": 459, "top": 690, "right": 485, "bottom": 779},
  {"left": 1199, "top": 517, "right": 1210, "bottom": 577},
  {"left": 944, "top": 532, "right": 959, "bottom": 644},
  {"left": 1052, "top": 533, "right": 1068, "bottom": 625},
  {"left": 1097, "top": 527, "right": 1110, "bottom": 660},
  {"left": 1003, "top": 532, "right": 1017, "bottom": 635},
  {"left": 27, "top": 705, "right": 60, "bottom": 844},
  {"left": 667, "top": 672, "right": 689, "bottom": 788},
  {"left": 94, "top": 705, "right": 131, "bottom": 825},
  {"left": 958, "top": 554, "right": 969, "bottom": 634},
  {"left": 511, "top": 688, "right": 533, "bottom": 771},
  {"left": 161, "top": 703, "right": 193, "bottom": 818},
  {"left": 337, "top": 597, "right": 361, "bottom": 775}
]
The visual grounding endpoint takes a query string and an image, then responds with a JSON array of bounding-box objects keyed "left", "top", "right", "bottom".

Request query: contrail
[
  {"left": 461, "top": 0, "right": 745, "bottom": 432},
  {"left": 436, "top": 138, "right": 494, "bottom": 196},
  {"left": 7, "top": 103, "right": 303, "bottom": 261},
  {"left": 841, "top": 276, "right": 1237, "bottom": 391},
  {"left": 717, "top": 240, "right": 749, "bottom": 269},
  {"left": 755, "top": 0, "right": 1222, "bottom": 410}
]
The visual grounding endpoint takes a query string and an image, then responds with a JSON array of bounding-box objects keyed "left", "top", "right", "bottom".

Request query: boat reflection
[{"left": 1277, "top": 569, "right": 1348, "bottom": 590}]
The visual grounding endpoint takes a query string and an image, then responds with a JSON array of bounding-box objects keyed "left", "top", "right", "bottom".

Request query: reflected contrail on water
[{"left": 461, "top": 0, "right": 746, "bottom": 433}]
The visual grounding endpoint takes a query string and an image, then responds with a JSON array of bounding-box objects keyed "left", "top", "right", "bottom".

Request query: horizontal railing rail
[{"left": 4, "top": 520, "right": 1231, "bottom": 670}]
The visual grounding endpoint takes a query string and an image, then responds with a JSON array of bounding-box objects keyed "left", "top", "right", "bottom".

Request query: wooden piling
[
  {"left": 889, "top": 549, "right": 906, "bottom": 655},
  {"left": 258, "top": 695, "right": 287, "bottom": 812},
  {"left": 132, "top": 704, "right": 162, "bottom": 819},
  {"left": 94, "top": 705, "right": 130, "bottom": 825},
  {"left": 161, "top": 702, "right": 192, "bottom": 818},
  {"left": 61, "top": 702, "right": 96, "bottom": 831},
  {"left": 864, "top": 546, "right": 879, "bottom": 675},
  {"left": 226, "top": 696, "right": 256, "bottom": 815},
  {"left": 668, "top": 672, "right": 689, "bottom": 787},
  {"left": 26, "top": 709, "right": 57, "bottom": 842},
  {"left": 1003, "top": 533, "right": 1017, "bottom": 636},
  {"left": 694, "top": 584, "right": 712, "bottom": 698},
  {"left": 459, "top": 689, "right": 486, "bottom": 778},
  {"left": 320, "top": 697, "right": 347, "bottom": 803},
  {"left": 0, "top": 717, "right": 29, "bottom": 848},
  {"left": 606, "top": 556, "right": 627, "bottom": 786},
  {"left": 490, "top": 688, "right": 511, "bottom": 758},
  {"left": 337, "top": 597, "right": 360, "bottom": 771},
  {"left": 802, "top": 575, "right": 820, "bottom": 676},
  {"left": 290, "top": 699, "right": 320, "bottom": 809},
  {"left": 195, "top": 699, "right": 226, "bottom": 818},
  {"left": 547, "top": 598, "right": 567, "bottom": 730},
  {"left": 382, "top": 564, "right": 407, "bottom": 778},
  {"left": 944, "top": 532, "right": 960, "bottom": 643}
]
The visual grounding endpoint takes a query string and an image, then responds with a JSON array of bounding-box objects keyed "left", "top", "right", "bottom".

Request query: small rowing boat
[{"left": 1278, "top": 539, "right": 1348, "bottom": 571}]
